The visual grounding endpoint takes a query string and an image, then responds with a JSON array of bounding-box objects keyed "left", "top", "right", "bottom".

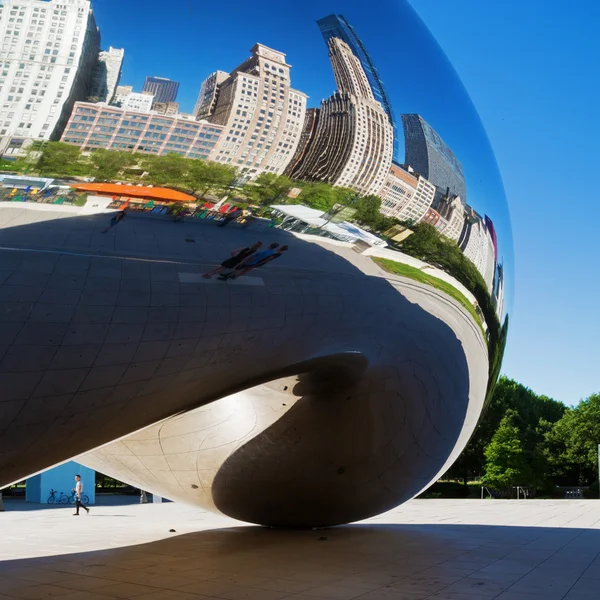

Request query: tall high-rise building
[
  {"left": 291, "top": 37, "right": 393, "bottom": 196},
  {"left": 317, "top": 13, "right": 398, "bottom": 161},
  {"left": 88, "top": 46, "right": 124, "bottom": 104},
  {"left": 142, "top": 76, "right": 179, "bottom": 104},
  {"left": 0, "top": 0, "right": 100, "bottom": 156},
  {"left": 401, "top": 114, "right": 467, "bottom": 205},
  {"left": 193, "top": 71, "right": 229, "bottom": 120},
  {"left": 206, "top": 43, "right": 307, "bottom": 179}
]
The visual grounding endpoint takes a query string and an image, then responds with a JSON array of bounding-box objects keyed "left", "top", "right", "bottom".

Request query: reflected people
[{"left": 0, "top": 0, "right": 512, "bottom": 527}]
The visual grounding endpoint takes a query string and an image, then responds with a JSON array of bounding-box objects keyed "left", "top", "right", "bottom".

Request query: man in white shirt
[{"left": 73, "top": 474, "right": 90, "bottom": 515}]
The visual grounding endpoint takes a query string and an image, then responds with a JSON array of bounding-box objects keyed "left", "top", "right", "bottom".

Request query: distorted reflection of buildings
[
  {"left": 458, "top": 206, "right": 497, "bottom": 292},
  {"left": 401, "top": 114, "right": 467, "bottom": 205},
  {"left": 193, "top": 71, "right": 229, "bottom": 120},
  {"left": 317, "top": 13, "right": 398, "bottom": 161},
  {"left": 200, "top": 44, "right": 307, "bottom": 179},
  {"left": 0, "top": 0, "right": 100, "bottom": 157},
  {"left": 421, "top": 195, "right": 465, "bottom": 243},
  {"left": 283, "top": 108, "right": 320, "bottom": 177},
  {"left": 153, "top": 101, "right": 179, "bottom": 116},
  {"left": 378, "top": 163, "right": 436, "bottom": 223},
  {"left": 61, "top": 102, "right": 223, "bottom": 158},
  {"left": 287, "top": 36, "right": 393, "bottom": 195},
  {"left": 493, "top": 263, "right": 505, "bottom": 320},
  {"left": 121, "top": 91, "right": 154, "bottom": 114},
  {"left": 88, "top": 47, "right": 124, "bottom": 104},
  {"left": 142, "top": 76, "right": 180, "bottom": 105},
  {"left": 111, "top": 85, "right": 133, "bottom": 108}
]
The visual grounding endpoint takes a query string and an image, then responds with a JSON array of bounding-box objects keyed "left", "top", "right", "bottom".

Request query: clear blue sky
[{"left": 90, "top": 0, "right": 599, "bottom": 405}]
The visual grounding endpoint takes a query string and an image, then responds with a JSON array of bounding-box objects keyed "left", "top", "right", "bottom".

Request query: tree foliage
[
  {"left": 481, "top": 410, "right": 531, "bottom": 492},
  {"left": 545, "top": 394, "right": 600, "bottom": 485},
  {"left": 90, "top": 149, "right": 136, "bottom": 181},
  {"left": 243, "top": 173, "right": 292, "bottom": 206},
  {"left": 187, "top": 160, "right": 237, "bottom": 198},
  {"left": 141, "top": 153, "right": 189, "bottom": 187},
  {"left": 36, "top": 142, "right": 84, "bottom": 176},
  {"left": 296, "top": 182, "right": 337, "bottom": 212},
  {"left": 444, "top": 377, "right": 566, "bottom": 487}
]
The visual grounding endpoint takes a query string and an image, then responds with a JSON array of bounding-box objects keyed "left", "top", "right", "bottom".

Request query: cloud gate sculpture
[{"left": 0, "top": 0, "right": 512, "bottom": 527}]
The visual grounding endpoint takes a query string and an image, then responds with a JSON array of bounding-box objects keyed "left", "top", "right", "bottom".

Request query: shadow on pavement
[{"left": 0, "top": 522, "right": 598, "bottom": 599}]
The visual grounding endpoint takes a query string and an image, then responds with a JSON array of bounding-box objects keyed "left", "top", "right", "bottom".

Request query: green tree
[
  {"left": 297, "top": 182, "right": 337, "bottom": 212},
  {"left": 142, "top": 153, "right": 189, "bottom": 187},
  {"left": 353, "top": 194, "right": 383, "bottom": 228},
  {"left": 90, "top": 149, "right": 136, "bottom": 181},
  {"left": 444, "top": 377, "right": 565, "bottom": 487},
  {"left": 243, "top": 173, "right": 292, "bottom": 206},
  {"left": 482, "top": 410, "right": 531, "bottom": 493},
  {"left": 37, "top": 142, "right": 83, "bottom": 176},
  {"left": 545, "top": 393, "right": 600, "bottom": 485},
  {"left": 187, "top": 160, "right": 237, "bottom": 198}
]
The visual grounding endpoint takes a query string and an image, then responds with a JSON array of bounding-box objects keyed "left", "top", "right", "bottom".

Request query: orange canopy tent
[{"left": 71, "top": 183, "right": 196, "bottom": 203}]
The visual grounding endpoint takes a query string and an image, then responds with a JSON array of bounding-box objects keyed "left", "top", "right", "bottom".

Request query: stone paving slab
[{"left": 1, "top": 500, "right": 599, "bottom": 599}]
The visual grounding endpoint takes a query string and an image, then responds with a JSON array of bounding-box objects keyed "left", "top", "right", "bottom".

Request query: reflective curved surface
[{"left": 0, "top": 0, "right": 512, "bottom": 526}]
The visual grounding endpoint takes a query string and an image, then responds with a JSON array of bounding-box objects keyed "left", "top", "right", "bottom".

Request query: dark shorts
[{"left": 221, "top": 256, "right": 244, "bottom": 269}]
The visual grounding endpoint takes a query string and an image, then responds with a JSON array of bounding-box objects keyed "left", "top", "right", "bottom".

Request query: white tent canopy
[{"left": 270, "top": 204, "right": 387, "bottom": 247}]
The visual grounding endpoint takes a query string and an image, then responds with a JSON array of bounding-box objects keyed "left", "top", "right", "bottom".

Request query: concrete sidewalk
[{"left": 1, "top": 500, "right": 599, "bottom": 599}]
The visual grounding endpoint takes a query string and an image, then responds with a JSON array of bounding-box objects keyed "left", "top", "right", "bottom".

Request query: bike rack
[{"left": 481, "top": 486, "right": 493, "bottom": 499}]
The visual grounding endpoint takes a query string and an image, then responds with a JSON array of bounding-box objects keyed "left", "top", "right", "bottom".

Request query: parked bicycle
[
  {"left": 67, "top": 489, "right": 89, "bottom": 505},
  {"left": 47, "top": 489, "right": 71, "bottom": 504}
]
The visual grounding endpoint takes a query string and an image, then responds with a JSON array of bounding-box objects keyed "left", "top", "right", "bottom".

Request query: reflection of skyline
[
  {"left": 317, "top": 14, "right": 399, "bottom": 162},
  {"left": 59, "top": 5, "right": 507, "bottom": 315},
  {"left": 0, "top": 0, "right": 510, "bottom": 314}
]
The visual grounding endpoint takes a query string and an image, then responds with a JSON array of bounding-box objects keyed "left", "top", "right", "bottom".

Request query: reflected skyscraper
[
  {"left": 290, "top": 35, "right": 393, "bottom": 195},
  {"left": 401, "top": 114, "right": 467, "bottom": 205},
  {"left": 142, "top": 76, "right": 180, "bottom": 104},
  {"left": 317, "top": 14, "right": 398, "bottom": 161},
  {"left": 193, "top": 71, "right": 229, "bottom": 120},
  {"left": 88, "top": 47, "right": 124, "bottom": 104},
  {"left": 206, "top": 44, "right": 307, "bottom": 178}
]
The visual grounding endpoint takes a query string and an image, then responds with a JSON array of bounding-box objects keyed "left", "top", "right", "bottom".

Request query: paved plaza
[{"left": 1, "top": 499, "right": 599, "bottom": 600}]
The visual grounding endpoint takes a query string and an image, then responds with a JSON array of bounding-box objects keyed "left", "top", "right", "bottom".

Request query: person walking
[
  {"left": 220, "top": 244, "right": 288, "bottom": 280},
  {"left": 73, "top": 474, "right": 90, "bottom": 516},
  {"left": 202, "top": 241, "right": 262, "bottom": 279},
  {"left": 101, "top": 209, "right": 126, "bottom": 234}
]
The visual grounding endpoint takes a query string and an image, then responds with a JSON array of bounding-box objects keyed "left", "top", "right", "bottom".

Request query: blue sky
[{"left": 90, "top": 0, "right": 599, "bottom": 405}]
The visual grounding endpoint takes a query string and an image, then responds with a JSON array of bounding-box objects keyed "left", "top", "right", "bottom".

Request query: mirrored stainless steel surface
[{"left": 0, "top": 0, "right": 512, "bottom": 526}]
